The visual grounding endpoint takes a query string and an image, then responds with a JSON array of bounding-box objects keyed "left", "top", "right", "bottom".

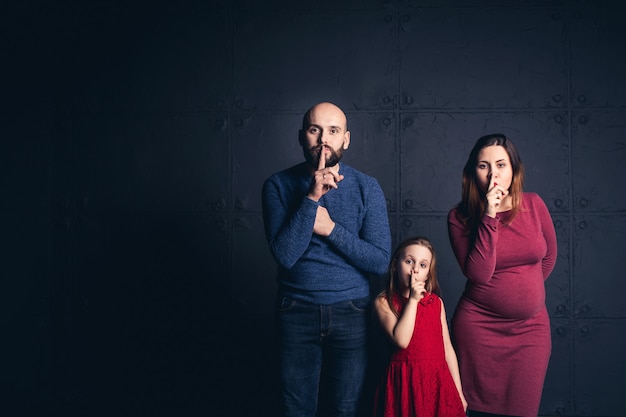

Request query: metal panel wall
[{"left": 3, "top": 1, "right": 625, "bottom": 416}]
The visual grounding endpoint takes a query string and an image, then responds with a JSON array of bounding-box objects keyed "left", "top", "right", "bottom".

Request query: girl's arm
[
  {"left": 440, "top": 300, "right": 468, "bottom": 411},
  {"left": 374, "top": 294, "right": 418, "bottom": 350}
]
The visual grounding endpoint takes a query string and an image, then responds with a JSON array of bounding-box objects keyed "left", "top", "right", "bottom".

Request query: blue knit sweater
[{"left": 262, "top": 162, "right": 391, "bottom": 304}]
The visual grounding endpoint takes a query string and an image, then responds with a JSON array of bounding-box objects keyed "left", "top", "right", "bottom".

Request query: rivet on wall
[
  {"left": 214, "top": 118, "right": 225, "bottom": 130},
  {"left": 212, "top": 198, "right": 225, "bottom": 211},
  {"left": 233, "top": 217, "right": 249, "bottom": 231},
  {"left": 215, "top": 217, "right": 227, "bottom": 232}
]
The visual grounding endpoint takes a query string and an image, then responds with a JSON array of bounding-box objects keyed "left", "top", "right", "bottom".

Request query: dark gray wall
[{"left": 2, "top": 0, "right": 625, "bottom": 416}]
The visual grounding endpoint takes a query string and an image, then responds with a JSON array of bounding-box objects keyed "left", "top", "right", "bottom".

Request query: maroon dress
[
  {"left": 374, "top": 292, "right": 465, "bottom": 417},
  {"left": 448, "top": 192, "right": 557, "bottom": 417}
]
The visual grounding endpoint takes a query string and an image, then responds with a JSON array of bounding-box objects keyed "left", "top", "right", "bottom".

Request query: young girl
[{"left": 373, "top": 236, "right": 467, "bottom": 417}]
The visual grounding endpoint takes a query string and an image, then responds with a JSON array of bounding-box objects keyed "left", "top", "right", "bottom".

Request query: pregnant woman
[{"left": 447, "top": 134, "right": 557, "bottom": 417}]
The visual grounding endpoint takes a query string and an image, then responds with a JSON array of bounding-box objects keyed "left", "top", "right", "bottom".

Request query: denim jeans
[{"left": 276, "top": 296, "right": 370, "bottom": 417}]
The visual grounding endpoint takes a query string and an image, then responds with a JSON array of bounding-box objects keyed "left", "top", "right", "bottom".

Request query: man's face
[{"left": 301, "top": 103, "right": 350, "bottom": 169}]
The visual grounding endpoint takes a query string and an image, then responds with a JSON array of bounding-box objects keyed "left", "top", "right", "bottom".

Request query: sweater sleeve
[
  {"left": 262, "top": 176, "right": 319, "bottom": 270},
  {"left": 447, "top": 208, "right": 499, "bottom": 284},
  {"left": 326, "top": 181, "right": 391, "bottom": 276}
]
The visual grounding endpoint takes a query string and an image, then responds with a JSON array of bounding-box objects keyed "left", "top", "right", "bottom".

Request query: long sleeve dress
[{"left": 447, "top": 192, "right": 557, "bottom": 417}]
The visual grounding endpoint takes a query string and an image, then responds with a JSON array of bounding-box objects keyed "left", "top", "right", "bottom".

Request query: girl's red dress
[{"left": 374, "top": 292, "right": 465, "bottom": 417}]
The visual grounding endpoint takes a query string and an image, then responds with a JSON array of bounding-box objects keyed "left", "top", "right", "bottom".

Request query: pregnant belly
[{"left": 464, "top": 270, "right": 546, "bottom": 319}]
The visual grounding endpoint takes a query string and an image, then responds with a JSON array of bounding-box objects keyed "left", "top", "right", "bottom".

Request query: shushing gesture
[
  {"left": 485, "top": 178, "right": 509, "bottom": 217},
  {"left": 409, "top": 270, "right": 427, "bottom": 303},
  {"left": 308, "top": 146, "right": 344, "bottom": 202},
  {"left": 310, "top": 146, "right": 343, "bottom": 237}
]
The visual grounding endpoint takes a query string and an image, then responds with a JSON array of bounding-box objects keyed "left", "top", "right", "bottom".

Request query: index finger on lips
[{"left": 318, "top": 146, "right": 326, "bottom": 171}]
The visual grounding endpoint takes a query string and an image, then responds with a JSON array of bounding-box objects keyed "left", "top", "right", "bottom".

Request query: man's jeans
[{"left": 277, "top": 296, "right": 369, "bottom": 417}]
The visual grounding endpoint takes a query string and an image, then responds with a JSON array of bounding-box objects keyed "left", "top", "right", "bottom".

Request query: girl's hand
[
  {"left": 485, "top": 179, "right": 509, "bottom": 217},
  {"left": 409, "top": 271, "right": 427, "bottom": 302}
]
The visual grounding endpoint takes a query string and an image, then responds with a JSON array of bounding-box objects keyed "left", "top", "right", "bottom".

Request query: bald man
[{"left": 263, "top": 102, "right": 391, "bottom": 417}]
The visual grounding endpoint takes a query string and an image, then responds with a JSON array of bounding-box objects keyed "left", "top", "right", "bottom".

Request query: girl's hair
[
  {"left": 457, "top": 133, "right": 525, "bottom": 234},
  {"left": 383, "top": 236, "right": 441, "bottom": 318}
]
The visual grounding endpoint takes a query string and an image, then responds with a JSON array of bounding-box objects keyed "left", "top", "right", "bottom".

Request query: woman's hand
[{"left": 485, "top": 179, "right": 509, "bottom": 217}]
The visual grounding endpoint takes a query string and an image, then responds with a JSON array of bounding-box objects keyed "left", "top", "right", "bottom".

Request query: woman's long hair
[
  {"left": 457, "top": 134, "right": 525, "bottom": 235},
  {"left": 383, "top": 236, "right": 441, "bottom": 318}
]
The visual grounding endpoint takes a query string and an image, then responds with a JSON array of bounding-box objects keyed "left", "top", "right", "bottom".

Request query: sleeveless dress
[{"left": 374, "top": 292, "right": 465, "bottom": 417}]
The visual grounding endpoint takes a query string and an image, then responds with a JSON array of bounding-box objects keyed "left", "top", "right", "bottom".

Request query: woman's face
[{"left": 475, "top": 145, "right": 513, "bottom": 193}]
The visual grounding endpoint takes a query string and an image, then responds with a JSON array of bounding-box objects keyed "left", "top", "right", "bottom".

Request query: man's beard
[{"left": 304, "top": 145, "right": 343, "bottom": 168}]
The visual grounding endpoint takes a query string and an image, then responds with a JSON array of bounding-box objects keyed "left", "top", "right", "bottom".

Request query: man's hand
[
  {"left": 307, "top": 146, "right": 344, "bottom": 202},
  {"left": 313, "top": 206, "right": 335, "bottom": 236}
]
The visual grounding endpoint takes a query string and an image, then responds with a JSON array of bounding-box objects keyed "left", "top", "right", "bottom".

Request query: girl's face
[
  {"left": 475, "top": 145, "right": 513, "bottom": 193},
  {"left": 396, "top": 244, "right": 432, "bottom": 288}
]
